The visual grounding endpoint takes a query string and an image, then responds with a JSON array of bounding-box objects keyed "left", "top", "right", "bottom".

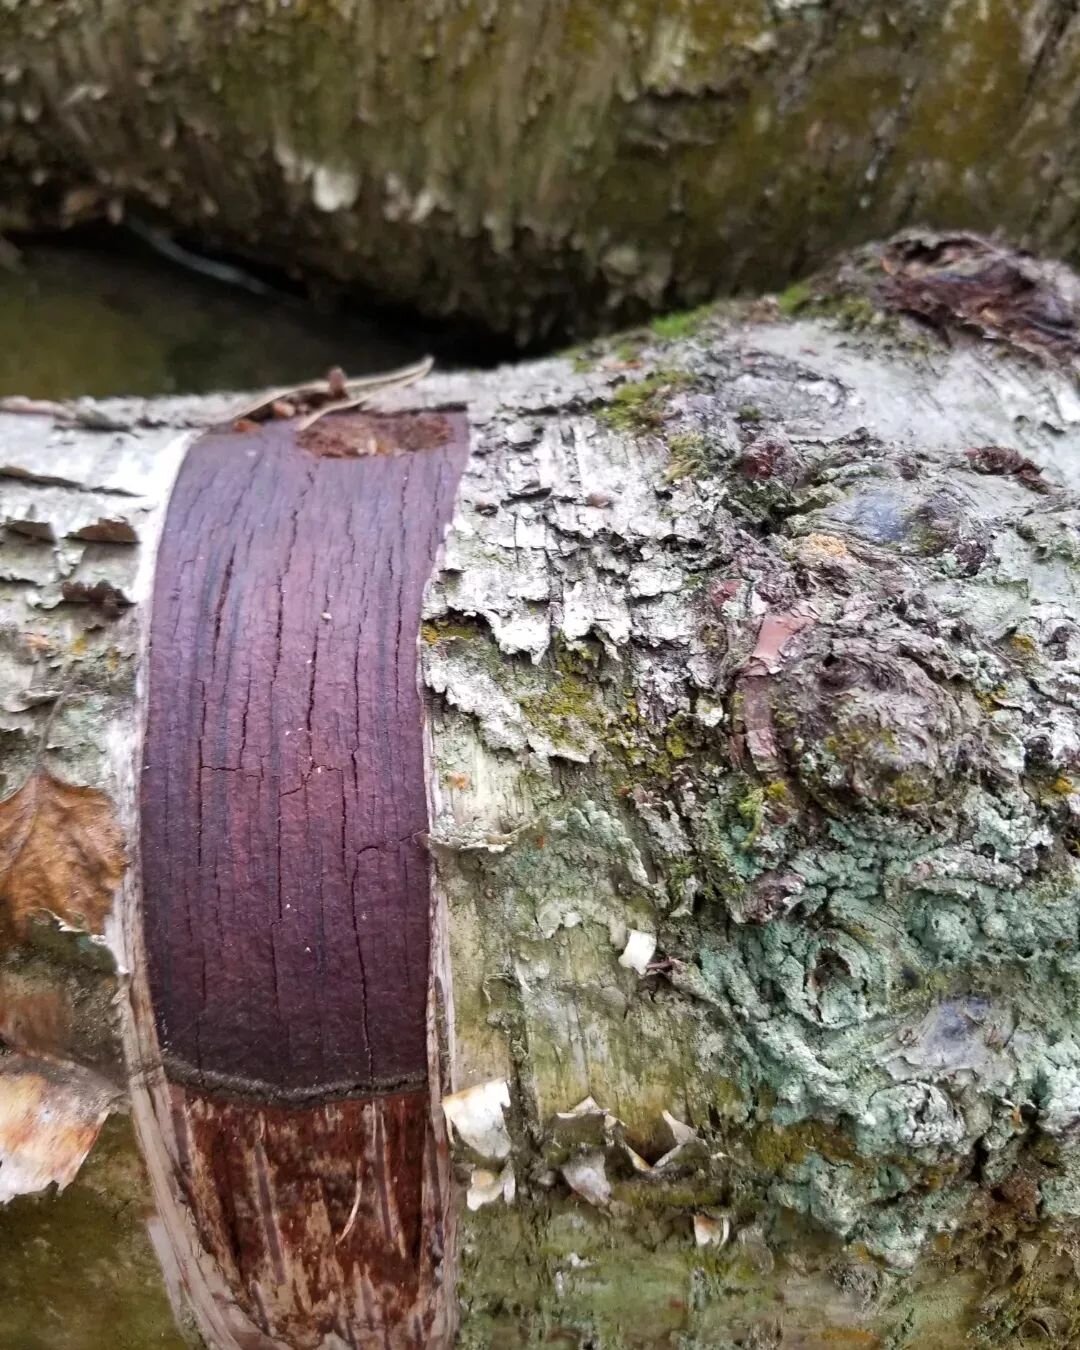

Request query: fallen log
[
  {"left": 6, "top": 3, "right": 1080, "bottom": 340},
  {"left": 1, "top": 234, "right": 1080, "bottom": 1348}
]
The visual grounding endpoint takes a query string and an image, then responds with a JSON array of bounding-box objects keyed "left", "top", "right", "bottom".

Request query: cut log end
[{"left": 135, "top": 409, "right": 468, "bottom": 1345}]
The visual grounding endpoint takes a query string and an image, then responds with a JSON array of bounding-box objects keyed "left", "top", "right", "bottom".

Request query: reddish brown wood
[
  {"left": 171, "top": 1084, "right": 446, "bottom": 1348},
  {"left": 141, "top": 412, "right": 467, "bottom": 1100}
]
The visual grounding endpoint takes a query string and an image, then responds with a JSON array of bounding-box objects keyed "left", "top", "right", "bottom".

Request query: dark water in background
[{"left": 0, "top": 234, "right": 480, "bottom": 400}]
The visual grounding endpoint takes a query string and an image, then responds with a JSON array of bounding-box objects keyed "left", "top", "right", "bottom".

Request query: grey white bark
[{"left": 2, "top": 239, "right": 1080, "bottom": 1346}]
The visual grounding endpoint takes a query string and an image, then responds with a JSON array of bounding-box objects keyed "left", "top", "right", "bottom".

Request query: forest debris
[
  {"left": 0, "top": 1054, "right": 116, "bottom": 1202},
  {"left": 552, "top": 1097, "right": 610, "bottom": 1149},
  {"left": 738, "top": 678, "right": 782, "bottom": 775},
  {"left": 59, "top": 579, "right": 132, "bottom": 613},
  {"left": 1, "top": 687, "right": 62, "bottom": 714},
  {"left": 68, "top": 517, "right": 138, "bottom": 543},
  {"left": 301, "top": 409, "right": 453, "bottom": 459},
  {"left": 694, "top": 1213, "right": 732, "bottom": 1248},
  {"left": 880, "top": 232, "right": 1080, "bottom": 365},
  {"left": 652, "top": 1111, "right": 710, "bottom": 1171},
  {"left": 736, "top": 870, "right": 805, "bottom": 924},
  {"left": 0, "top": 397, "right": 69, "bottom": 418},
  {"left": 426, "top": 815, "right": 537, "bottom": 855},
  {"left": 618, "top": 929, "right": 657, "bottom": 975},
  {"left": 735, "top": 432, "right": 801, "bottom": 485},
  {"left": 442, "top": 1079, "right": 512, "bottom": 1160},
  {"left": 561, "top": 1150, "right": 611, "bottom": 1208},
  {"left": 228, "top": 356, "right": 434, "bottom": 429},
  {"left": 625, "top": 1143, "right": 653, "bottom": 1173},
  {"left": 0, "top": 771, "right": 125, "bottom": 941},
  {"left": 734, "top": 604, "right": 818, "bottom": 777},
  {"left": 964, "top": 445, "right": 1048, "bottom": 492},
  {"left": 466, "top": 1163, "right": 516, "bottom": 1210},
  {"left": 2, "top": 482, "right": 142, "bottom": 544},
  {"left": 662, "top": 1110, "right": 697, "bottom": 1147},
  {"left": 0, "top": 397, "right": 133, "bottom": 431},
  {"left": 617, "top": 1110, "right": 711, "bottom": 1175},
  {"left": 746, "top": 607, "right": 815, "bottom": 675},
  {"left": 557, "top": 1095, "right": 614, "bottom": 1123}
]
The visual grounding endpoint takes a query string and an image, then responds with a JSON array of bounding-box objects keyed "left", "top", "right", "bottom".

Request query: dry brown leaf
[
  {"left": 0, "top": 770, "right": 126, "bottom": 941},
  {"left": 229, "top": 355, "right": 434, "bottom": 426},
  {"left": 0, "top": 1053, "right": 116, "bottom": 1201}
]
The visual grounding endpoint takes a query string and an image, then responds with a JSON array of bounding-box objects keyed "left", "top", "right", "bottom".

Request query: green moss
[
  {"left": 615, "top": 333, "right": 650, "bottom": 361},
  {"left": 882, "top": 0, "right": 1034, "bottom": 233},
  {"left": 824, "top": 295, "right": 881, "bottom": 331},
  {"left": 520, "top": 673, "right": 608, "bottom": 733},
  {"left": 650, "top": 304, "right": 714, "bottom": 341},
  {"left": 736, "top": 786, "right": 767, "bottom": 850},
  {"left": 562, "top": 343, "right": 600, "bottom": 373},
  {"left": 421, "top": 616, "right": 488, "bottom": 644},
  {"left": 665, "top": 731, "right": 689, "bottom": 761},
  {"left": 711, "top": 1077, "right": 748, "bottom": 1119},
  {"left": 599, "top": 370, "right": 693, "bottom": 433},
  {"left": 776, "top": 279, "right": 814, "bottom": 316},
  {"left": 664, "top": 430, "right": 710, "bottom": 481},
  {"left": 0, "top": 1114, "right": 188, "bottom": 1350},
  {"left": 927, "top": 1187, "right": 1080, "bottom": 1349},
  {"left": 880, "top": 769, "right": 936, "bottom": 810},
  {"left": 749, "top": 1120, "right": 858, "bottom": 1173},
  {"left": 552, "top": 634, "right": 603, "bottom": 677}
]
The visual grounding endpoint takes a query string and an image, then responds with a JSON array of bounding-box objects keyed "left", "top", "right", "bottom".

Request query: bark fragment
[{"left": 881, "top": 232, "right": 1080, "bottom": 365}]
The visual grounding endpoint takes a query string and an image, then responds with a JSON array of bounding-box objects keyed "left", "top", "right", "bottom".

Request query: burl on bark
[{"left": 140, "top": 409, "right": 468, "bottom": 1347}]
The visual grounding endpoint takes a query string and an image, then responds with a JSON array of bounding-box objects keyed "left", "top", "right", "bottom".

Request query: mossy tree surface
[
  {"left": 4, "top": 1, "right": 1080, "bottom": 340},
  {"left": 2, "top": 237, "right": 1080, "bottom": 1346}
]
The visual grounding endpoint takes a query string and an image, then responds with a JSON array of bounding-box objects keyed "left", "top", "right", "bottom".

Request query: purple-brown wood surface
[
  {"left": 143, "top": 411, "right": 467, "bottom": 1099},
  {"left": 140, "top": 409, "right": 468, "bottom": 1348}
]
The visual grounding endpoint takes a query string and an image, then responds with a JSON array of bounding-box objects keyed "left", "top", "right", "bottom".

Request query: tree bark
[
  {"left": 2, "top": 233, "right": 1080, "bottom": 1348},
  {"left": 6, "top": 1, "right": 1080, "bottom": 341}
]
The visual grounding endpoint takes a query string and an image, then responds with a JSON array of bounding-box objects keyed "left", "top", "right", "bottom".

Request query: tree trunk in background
[
  {"left": 5, "top": 1, "right": 1080, "bottom": 341},
  {"left": 2, "top": 234, "right": 1080, "bottom": 1348}
]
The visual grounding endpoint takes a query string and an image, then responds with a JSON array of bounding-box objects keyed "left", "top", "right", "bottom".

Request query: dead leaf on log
[
  {"left": 0, "top": 771, "right": 125, "bottom": 942},
  {"left": 0, "top": 1053, "right": 116, "bottom": 1201}
]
